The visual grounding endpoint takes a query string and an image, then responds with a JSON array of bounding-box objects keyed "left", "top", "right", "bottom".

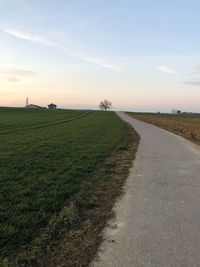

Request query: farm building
[{"left": 26, "top": 104, "right": 45, "bottom": 109}]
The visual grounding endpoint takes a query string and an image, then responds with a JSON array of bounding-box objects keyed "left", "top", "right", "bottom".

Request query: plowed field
[{"left": 129, "top": 112, "right": 200, "bottom": 144}]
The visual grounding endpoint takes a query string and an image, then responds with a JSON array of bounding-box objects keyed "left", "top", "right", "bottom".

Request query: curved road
[{"left": 92, "top": 112, "right": 200, "bottom": 267}]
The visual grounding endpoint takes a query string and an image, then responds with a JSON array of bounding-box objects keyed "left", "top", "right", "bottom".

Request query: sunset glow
[{"left": 1, "top": 0, "right": 200, "bottom": 112}]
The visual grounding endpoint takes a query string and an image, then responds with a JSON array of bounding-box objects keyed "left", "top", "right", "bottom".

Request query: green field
[{"left": 0, "top": 108, "right": 131, "bottom": 263}]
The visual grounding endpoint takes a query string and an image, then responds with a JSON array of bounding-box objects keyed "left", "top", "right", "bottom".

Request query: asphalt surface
[{"left": 91, "top": 112, "right": 200, "bottom": 267}]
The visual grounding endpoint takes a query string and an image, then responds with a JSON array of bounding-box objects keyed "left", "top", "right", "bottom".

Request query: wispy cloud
[
  {"left": 70, "top": 0, "right": 130, "bottom": 30},
  {"left": 0, "top": 68, "right": 36, "bottom": 82},
  {"left": 158, "top": 65, "right": 180, "bottom": 75},
  {"left": 183, "top": 81, "right": 200, "bottom": 86},
  {"left": 183, "top": 66, "right": 200, "bottom": 85},
  {"left": 3, "top": 28, "right": 56, "bottom": 46},
  {"left": 104, "top": 55, "right": 200, "bottom": 61},
  {"left": 2, "top": 27, "right": 120, "bottom": 71},
  {"left": 159, "top": 65, "right": 200, "bottom": 85},
  {"left": 188, "top": 66, "right": 200, "bottom": 75},
  {"left": 74, "top": 55, "right": 121, "bottom": 71}
]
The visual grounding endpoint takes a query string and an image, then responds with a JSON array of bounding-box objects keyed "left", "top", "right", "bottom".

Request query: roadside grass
[
  {"left": 0, "top": 108, "right": 139, "bottom": 266},
  {"left": 128, "top": 112, "right": 200, "bottom": 145}
]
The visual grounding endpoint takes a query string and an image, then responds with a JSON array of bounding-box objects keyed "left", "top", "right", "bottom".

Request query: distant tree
[
  {"left": 48, "top": 103, "right": 57, "bottom": 109},
  {"left": 99, "top": 100, "right": 112, "bottom": 111}
]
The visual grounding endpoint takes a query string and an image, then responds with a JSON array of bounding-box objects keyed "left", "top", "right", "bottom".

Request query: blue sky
[{"left": 0, "top": 0, "right": 200, "bottom": 111}]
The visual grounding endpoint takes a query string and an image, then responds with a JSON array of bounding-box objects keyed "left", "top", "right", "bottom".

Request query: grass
[
  {"left": 128, "top": 112, "right": 200, "bottom": 144},
  {"left": 0, "top": 108, "right": 139, "bottom": 266}
]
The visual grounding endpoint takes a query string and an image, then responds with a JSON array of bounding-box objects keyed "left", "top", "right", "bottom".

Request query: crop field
[
  {"left": 128, "top": 112, "right": 200, "bottom": 144},
  {"left": 0, "top": 108, "right": 136, "bottom": 265}
]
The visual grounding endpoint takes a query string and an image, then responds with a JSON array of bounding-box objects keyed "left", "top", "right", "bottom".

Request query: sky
[{"left": 0, "top": 0, "right": 200, "bottom": 112}]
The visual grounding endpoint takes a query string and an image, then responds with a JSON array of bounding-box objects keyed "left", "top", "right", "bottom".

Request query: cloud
[
  {"left": 0, "top": 68, "right": 36, "bottom": 82},
  {"left": 0, "top": 69, "right": 35, "bottom": 76},
  {"left": 183, "top": 81, "right": 200, "bottom": 86},
  {"left": 182, "top": 65, "right": 200, "bottom": 77},
  {"left": 190, "top": 66, "right": 200, "bottom": 75},
  {"left": 70, "top": 0, "right": 130, "bottom": 30},
  {"left": 2, "top": 27, "right": 120, "bottom": 71},
  {"left": 76, "top": 55, "right": 121, "bottom": 71},
  {"left": 6, "top": 77, "right": 20, "bottom": 82},
  {"left": 3, "top": 28, "right": 55, "bottom": 46},
  {"left": 158, "top": 65, "right": 200, "bottom": 86},
  {"left": 158, "top": 65, "right": 180, "bottom": 75}
]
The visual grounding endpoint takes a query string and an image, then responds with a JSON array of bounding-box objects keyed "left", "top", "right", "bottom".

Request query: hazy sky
[{"left": 0, "top": 0, "right": 200, "bottom": 111}]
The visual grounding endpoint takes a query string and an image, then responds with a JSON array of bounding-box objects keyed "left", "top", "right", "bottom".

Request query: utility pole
[{"left": 26, "top": 97, "right": 29, "bottom": 107}]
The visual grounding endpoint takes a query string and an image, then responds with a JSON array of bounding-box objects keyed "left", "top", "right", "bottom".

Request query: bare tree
[{"left": 99, "top": 100, "right": 112, "bottom": 111}]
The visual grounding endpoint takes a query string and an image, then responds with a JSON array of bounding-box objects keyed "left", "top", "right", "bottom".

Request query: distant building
[
  {"left": 172, "top": 109, "right": 181, "bottom": 114},
  {"left": 48, "top": 103, "right": 57, "bottom": 109},
  {"left": 26, "top": 104, "right": 45, "bottom": 109}
]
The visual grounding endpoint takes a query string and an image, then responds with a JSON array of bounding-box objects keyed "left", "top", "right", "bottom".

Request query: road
[{"left": 91, "top": 112, "right": 200, "bottom": 267}]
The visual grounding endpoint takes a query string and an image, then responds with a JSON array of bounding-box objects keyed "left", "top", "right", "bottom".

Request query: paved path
[{"left": 91, "top": 112, "right": 200, "bottom": 267}]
